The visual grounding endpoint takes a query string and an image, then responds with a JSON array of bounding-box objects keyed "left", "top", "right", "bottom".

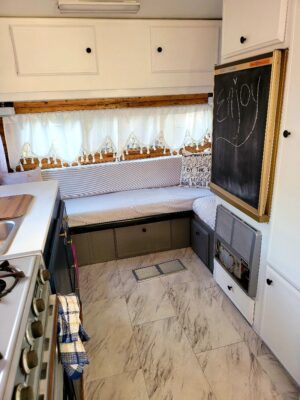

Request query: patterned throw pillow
[{"left": 180, "top": 153, "right": 211, "bottom": 188}]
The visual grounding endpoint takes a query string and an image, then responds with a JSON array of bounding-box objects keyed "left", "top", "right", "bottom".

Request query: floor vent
[{"left": 133, "top": 259, "right": 186, "bottom": 281}]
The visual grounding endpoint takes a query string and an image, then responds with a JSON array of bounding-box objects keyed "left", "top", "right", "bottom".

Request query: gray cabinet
[
  {"left": 171, "top": 218, "right": 190, "bottom": 249},
  {"left": 72, "top": 229, "right": 116, "bottom": 266},
  {"left": 191, "top": 217, "right": 214, "bottom": 272},
  {"left": 72, "top": 216, "right": 192, "bottom": 266},
  {"left": 115, "top": 221, "right": 171, "bottom": 258}
]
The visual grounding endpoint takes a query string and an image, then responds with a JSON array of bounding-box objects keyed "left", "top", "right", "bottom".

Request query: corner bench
[{"left": 41, "top": 156, "right": 216, "bottom": 266}]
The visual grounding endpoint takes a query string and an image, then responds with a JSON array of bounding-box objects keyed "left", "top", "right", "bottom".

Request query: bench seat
[{"left": 65, "top": 186, "right": 212, "bottom": 227}]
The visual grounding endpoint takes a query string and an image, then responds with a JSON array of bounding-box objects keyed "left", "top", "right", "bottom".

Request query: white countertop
[{"left": 0, "top": 180, "right": 59, "bottom": 260}]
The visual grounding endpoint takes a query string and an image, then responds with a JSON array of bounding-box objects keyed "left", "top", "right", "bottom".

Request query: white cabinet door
[
  {"left": 214, "top": 260, "right": 255, "bottom": 324},
  {"left": 261, "top": 266, "right": 300, "bottom": 385},
  {"left": 268, "top": 0, "right": 300, "bottom": 289},
  {"left": 222, "top": 0, "right": 288, "bottom": 58},
  {"left": 150, "top": 26, "right": 219, "bottom": 73},
  {"left": 10, "top": 25, "right": 98, "bottom": 75}
]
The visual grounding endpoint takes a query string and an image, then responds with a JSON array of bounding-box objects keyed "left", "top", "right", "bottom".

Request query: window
[{"left": 3, "top": 104, "right": 212, "bottom": 171}]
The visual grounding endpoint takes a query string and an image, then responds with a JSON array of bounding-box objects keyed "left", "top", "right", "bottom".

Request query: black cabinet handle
[
  {"left": 86, "top": 47, "right": 92, "bottom": 54},
  {"left": 196, "top": 231, "right": 200, "bottom": 236},
  {"left": 157, "top": 47, "right": 163, "bottom": 53},
  {"left": 266, "top": 278, "right": 273, "bottom": 286},
  {"left": 240, "top": 36, "right": 247, "bottom": 44},
  {"left": 227, "top": 285, "right": 233, "bottom": 291},
  {"left": 142, "top": 228, "right": 147, "bottom": 233},
  {"left": 283, "top": 130, "right": 291, "bottom": 138}
]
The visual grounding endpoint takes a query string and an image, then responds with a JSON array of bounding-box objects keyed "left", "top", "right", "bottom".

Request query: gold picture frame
[{"left": 210, "top": 49, "right": 288, "bottom": 222}]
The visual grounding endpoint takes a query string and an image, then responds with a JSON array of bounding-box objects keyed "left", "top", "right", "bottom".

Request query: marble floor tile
[
  {"left": 125, "top": 278, "right": 175, "bottom": 326},
  {"left": 160, "top": 253, "right": 216, "bottom": 290},
  {"left": 80, "top": 260, "right": 123, "bottom": 304},
  {"left": 83, "top": 297, "right": 140, "bottom": 382},
  {"left": 198, "top": 342, "right": 281, "bottom": 400},
  {"left": 134, "top": 317, "right": 215, "bottom": 400},
  {"left": 209, "top": 284, "right": 269, "bottom": 357},
  {"left": 116, "top": 247, "right": 193, "bottom": 272},
  {"left": 257, "top": 353, "right": 300, "bottom": 400},
  {"left": 84, "top": 370, "right": 149, "bottom": 400},
  {"left": 169, "top": 281, "right": 242, "bottom": 353}
]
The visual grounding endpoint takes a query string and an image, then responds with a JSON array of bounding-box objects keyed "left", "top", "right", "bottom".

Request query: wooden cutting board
[{"left": 0, "top": 195, "right": 34, "bottom": 220}]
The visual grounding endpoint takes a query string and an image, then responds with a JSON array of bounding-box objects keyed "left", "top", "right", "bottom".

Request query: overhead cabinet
[
  {"left": 150, "top": 26, "right": 219, "bottom": 73},
  {"left": 222, "top": 0, "right": 288, "bottom": 58},
  {"left": 10, "top": 25, "right": 98, "bottom": 75},
  {"left": 0, "top": 18, "right": 220, "bottom": 100}
]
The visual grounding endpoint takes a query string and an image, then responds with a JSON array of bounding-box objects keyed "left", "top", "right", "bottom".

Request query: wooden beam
[{"left": 14, "top": 94, "right": 209, "bottom": 114}]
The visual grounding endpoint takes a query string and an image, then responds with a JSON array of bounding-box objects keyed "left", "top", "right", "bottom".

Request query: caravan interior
[{"left": 0, "top": 1, "right": 299, "bottom": 399}]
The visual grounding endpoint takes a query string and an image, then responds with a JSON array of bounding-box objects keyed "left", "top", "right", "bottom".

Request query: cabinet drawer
[
  {"left": 116, "top": 221, "right": 171, "bottom": 258},
  {"left": 261, "top": 266, "right": 300, "bottom": 384},
  {"left": 214, "top": 260, "right": 255, "bottom": 324}
]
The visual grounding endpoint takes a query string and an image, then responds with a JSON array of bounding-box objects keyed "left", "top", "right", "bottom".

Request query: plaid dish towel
[{"left": 57, "top": 294, "right": 90, "bottom": 380}]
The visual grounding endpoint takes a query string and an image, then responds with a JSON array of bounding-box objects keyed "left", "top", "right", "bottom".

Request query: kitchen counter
[{"left": 0, "top": 180, "right": 59, "bottom": 260}]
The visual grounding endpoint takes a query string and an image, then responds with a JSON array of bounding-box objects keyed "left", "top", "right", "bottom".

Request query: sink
[{"left": 0, "top": 219, "right": 22, "bottom": 255}]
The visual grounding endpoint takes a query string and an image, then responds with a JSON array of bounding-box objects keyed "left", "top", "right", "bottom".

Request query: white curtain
[{"left": 3, "top": 104, "right": 212, "bottom": 169}]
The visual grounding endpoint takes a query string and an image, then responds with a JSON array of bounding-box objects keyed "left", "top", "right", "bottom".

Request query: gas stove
[{"left": 0, "top": 255, "right": 60, "bottom": 400}]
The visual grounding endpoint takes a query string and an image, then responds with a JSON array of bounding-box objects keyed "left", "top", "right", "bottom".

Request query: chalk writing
[{"left": 215, "top": 75, "right": 261, "bottom": 148}]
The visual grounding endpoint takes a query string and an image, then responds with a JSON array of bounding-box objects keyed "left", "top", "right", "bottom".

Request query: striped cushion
[{"left": 41, "top": 156, "right": 182, "bottom": 199}]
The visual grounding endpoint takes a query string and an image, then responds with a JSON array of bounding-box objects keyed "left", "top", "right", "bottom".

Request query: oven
[{"left": 0, "top": 255, "right": 64, "bottom": 400}]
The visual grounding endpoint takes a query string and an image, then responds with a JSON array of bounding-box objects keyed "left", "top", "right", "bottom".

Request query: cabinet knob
[
  {"left": 283, "top": 130, "right": 291, "bottom": 138},
  {"left": 266, "top": 278, "right": 273, "bottom": 286},
  {"left": 196, "top": 231, "right": 200, "bottom": 236},
  {"left": 142, "top": 228, "right": 147, "bottom": 233},
  {"left": 86, "top": 47, "right": 92, "bottom": 54},
  {"left": 227, "top": 285, "right": 233, "bottom": 291},
  {"left": 240, "top": 36, "right": 247, "bottom": 44},
  {"left": 157, "top": 47, "right": 163, "bottom": 53}
]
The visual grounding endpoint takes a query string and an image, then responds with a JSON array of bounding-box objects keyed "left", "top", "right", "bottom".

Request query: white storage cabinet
[{"left": 222, "top": 0, "right": 288, "bottom": 58}]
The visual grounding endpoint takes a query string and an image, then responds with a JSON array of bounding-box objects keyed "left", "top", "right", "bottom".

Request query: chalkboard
[{"left": 210, "top": 51, "right": 284, "bottom": 220}]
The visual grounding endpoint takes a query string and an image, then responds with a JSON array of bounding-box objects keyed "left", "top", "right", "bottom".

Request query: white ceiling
[{"left": 0, "top": 0, "right": 222, "bottom": 19}]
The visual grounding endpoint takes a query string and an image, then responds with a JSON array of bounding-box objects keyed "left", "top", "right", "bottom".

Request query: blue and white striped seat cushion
[
  {"left": 41, "top": 156, "right": 182, "bottom": 200},
  {"left": 65, "top": 186, "right": 213, "bottom": 227}
]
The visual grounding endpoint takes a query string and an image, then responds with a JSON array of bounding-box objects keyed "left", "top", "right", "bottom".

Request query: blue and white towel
[{"left": 57, "top": 294, "right": 90, "bottom": 380}]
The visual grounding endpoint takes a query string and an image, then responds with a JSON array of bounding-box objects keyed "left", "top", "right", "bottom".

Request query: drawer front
[
  {"left": 214, "top": 260, "right": 255, "bottom": 324},
  {"left": 116, "top": 221, "right": 171, "bottom": 258},
  {"left": 89, "top": 230, "right": 116, "bottom": 264},
  {"left": 191, "top": 219, "right": 210, "bottom": 266},
  {"left": 171, "top": 218, "right": 190, "bottom": 249},
  {"left": 72, "top": 233, "right": 91, "bottom": 267}
]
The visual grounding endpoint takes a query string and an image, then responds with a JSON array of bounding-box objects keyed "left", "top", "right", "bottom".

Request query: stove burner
[{"left": 0, "top": 260, "right": 25, "bottom": 299}]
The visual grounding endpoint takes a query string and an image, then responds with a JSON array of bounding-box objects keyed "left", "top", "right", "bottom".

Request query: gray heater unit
[{"left": 215, "top": 205, "right": 262, "bottom": 298}]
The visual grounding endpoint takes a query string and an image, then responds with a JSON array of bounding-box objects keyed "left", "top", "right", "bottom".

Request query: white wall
[{"left": 0, "top": 0, "right": 222, "bottom": 19}]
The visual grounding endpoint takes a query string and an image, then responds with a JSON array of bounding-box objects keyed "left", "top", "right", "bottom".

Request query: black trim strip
[{"left": 70, "top": 211, "right": 193, "bottom": 235}]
